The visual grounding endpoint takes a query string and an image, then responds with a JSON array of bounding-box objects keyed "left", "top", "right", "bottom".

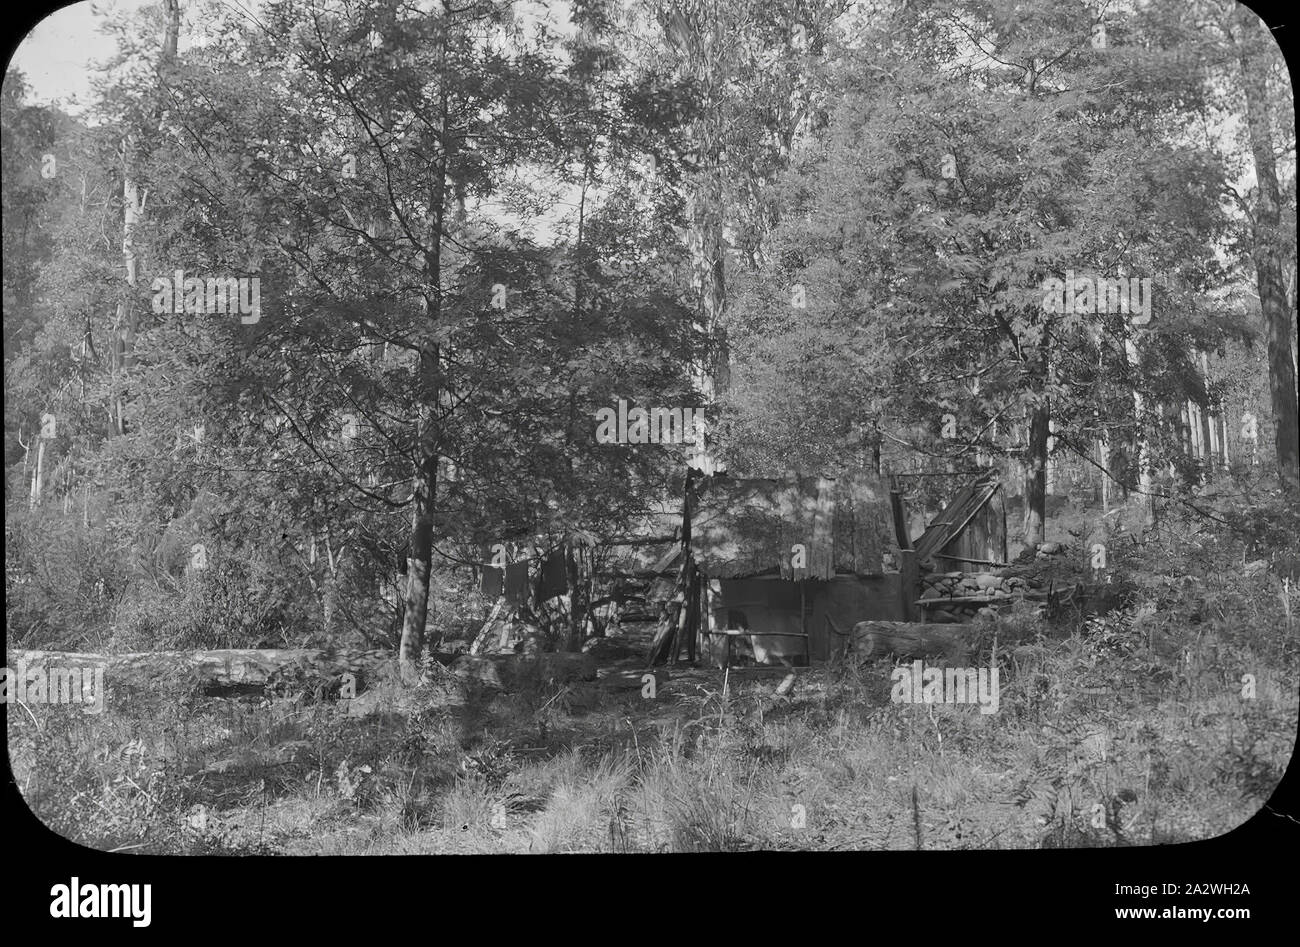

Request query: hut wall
[
  {"left": 710, "top": 574, "right": 907, "bottom": 664},
  {"left": 810, "top": 575, "right": 906, "bottom": 661},
  {"left": 709, "top": 578, "right": 807, "bottom": 665}
]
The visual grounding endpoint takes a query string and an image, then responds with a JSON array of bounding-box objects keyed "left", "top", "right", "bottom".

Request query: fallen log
[
  {"left": 848, "top": 622, "right": 979, "bottom": 664},
  {"left": 7, "top": 648, "right": 397, "bottom": 690},
  {"left": 9, "top": 648, "right": 607, "bottom": 698}
]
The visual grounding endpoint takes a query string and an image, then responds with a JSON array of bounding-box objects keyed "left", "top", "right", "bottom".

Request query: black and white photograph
[{"left": 2, "top": 0, "right": 1296, "bottom": 915}]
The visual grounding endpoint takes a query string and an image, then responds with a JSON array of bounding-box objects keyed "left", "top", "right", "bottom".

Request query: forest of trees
[{"left": 5, "top": 0, "right": 1296, "bottom": 678}]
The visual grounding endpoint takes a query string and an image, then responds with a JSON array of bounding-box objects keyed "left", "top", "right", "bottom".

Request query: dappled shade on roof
[{"left": 689, "top": 472, "right": 894, "bottom": 579}]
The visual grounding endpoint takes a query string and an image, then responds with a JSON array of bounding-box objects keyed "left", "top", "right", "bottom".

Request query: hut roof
[
  {"left": 912, "top": 471, "right": 1001, "bottom": 564},
  {"left": 688, "top": 471, "right": 894, "bottom": 580}
]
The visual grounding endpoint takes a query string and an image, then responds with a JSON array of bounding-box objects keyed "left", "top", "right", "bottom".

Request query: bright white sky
[
  {"left": 7, "top": 0, "right": 581, "bottom": 239},
  {"left": 8, "top": 0, "right": 570, "bottom": 113},
  {"left": 9, "top": 0, "right": 145, "bottom": 111}
]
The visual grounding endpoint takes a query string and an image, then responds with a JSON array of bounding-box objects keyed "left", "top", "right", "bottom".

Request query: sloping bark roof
[{"left": 689, "top": 471, "right": 894, "bottom": 579}]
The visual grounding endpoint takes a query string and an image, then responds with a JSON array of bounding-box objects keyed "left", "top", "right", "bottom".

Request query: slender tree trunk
[
  {"left": 390, "top": 563, "right": 407, "bottom": 647},
  {"left": 398, "top": 8, "right": 451, "bottom": 681},
  {"left": 664, "top": 9, "right": 730, "bottom": 477},
  {"left": 1233, "top": 5, "right": 1300, "bottom": 492},
  {"left": 113, "top": 168, "right": 138, "bottom": 437},
  {"left": 399, "top": 453, "right": 438, "bottom": 678},
  {"left": 322, "top": 538, "right": 344, "bottom": 637},
  {"left": 1097, "top": 436, "right": 1110, "bottom": 511},
  {"left": 1205, "top": 403, "right": 1219, "bottom": 468},
  {"left": 1124, "top": 334, "right": 1155, "bottom": 524},
  {"left": 30, "top": 438, "right": 45, "bottom": 508},
  {"left": 161, "top": 0, "right": 179, "bottom": 61},
  {"left": 565, "top": 544, "right": 585, "bottom": 652},
  {"left": 1045, "top": 418, "right": 1057, "bottom": 496},
  {"left": 1199, "top": 352, "right": 1218, "bottom": 470},
  {"left": 111, "top": 0, "right": 180, "bottom": 438},
  {"left": 1220, "top": 412, "right": 1231, "bottom": 470},
  {"left": 1024, "top": 400, "right": 1049, "bottom": 545}
]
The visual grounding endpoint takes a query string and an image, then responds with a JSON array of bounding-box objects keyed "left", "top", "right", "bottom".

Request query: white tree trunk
[{"left": 1125, "top": 335, "right": 1154, "bottom": 525}]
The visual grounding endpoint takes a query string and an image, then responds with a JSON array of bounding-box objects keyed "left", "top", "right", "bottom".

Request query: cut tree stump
[{"left": 848, "top": 622, "right": 979, "bottom": 664}]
